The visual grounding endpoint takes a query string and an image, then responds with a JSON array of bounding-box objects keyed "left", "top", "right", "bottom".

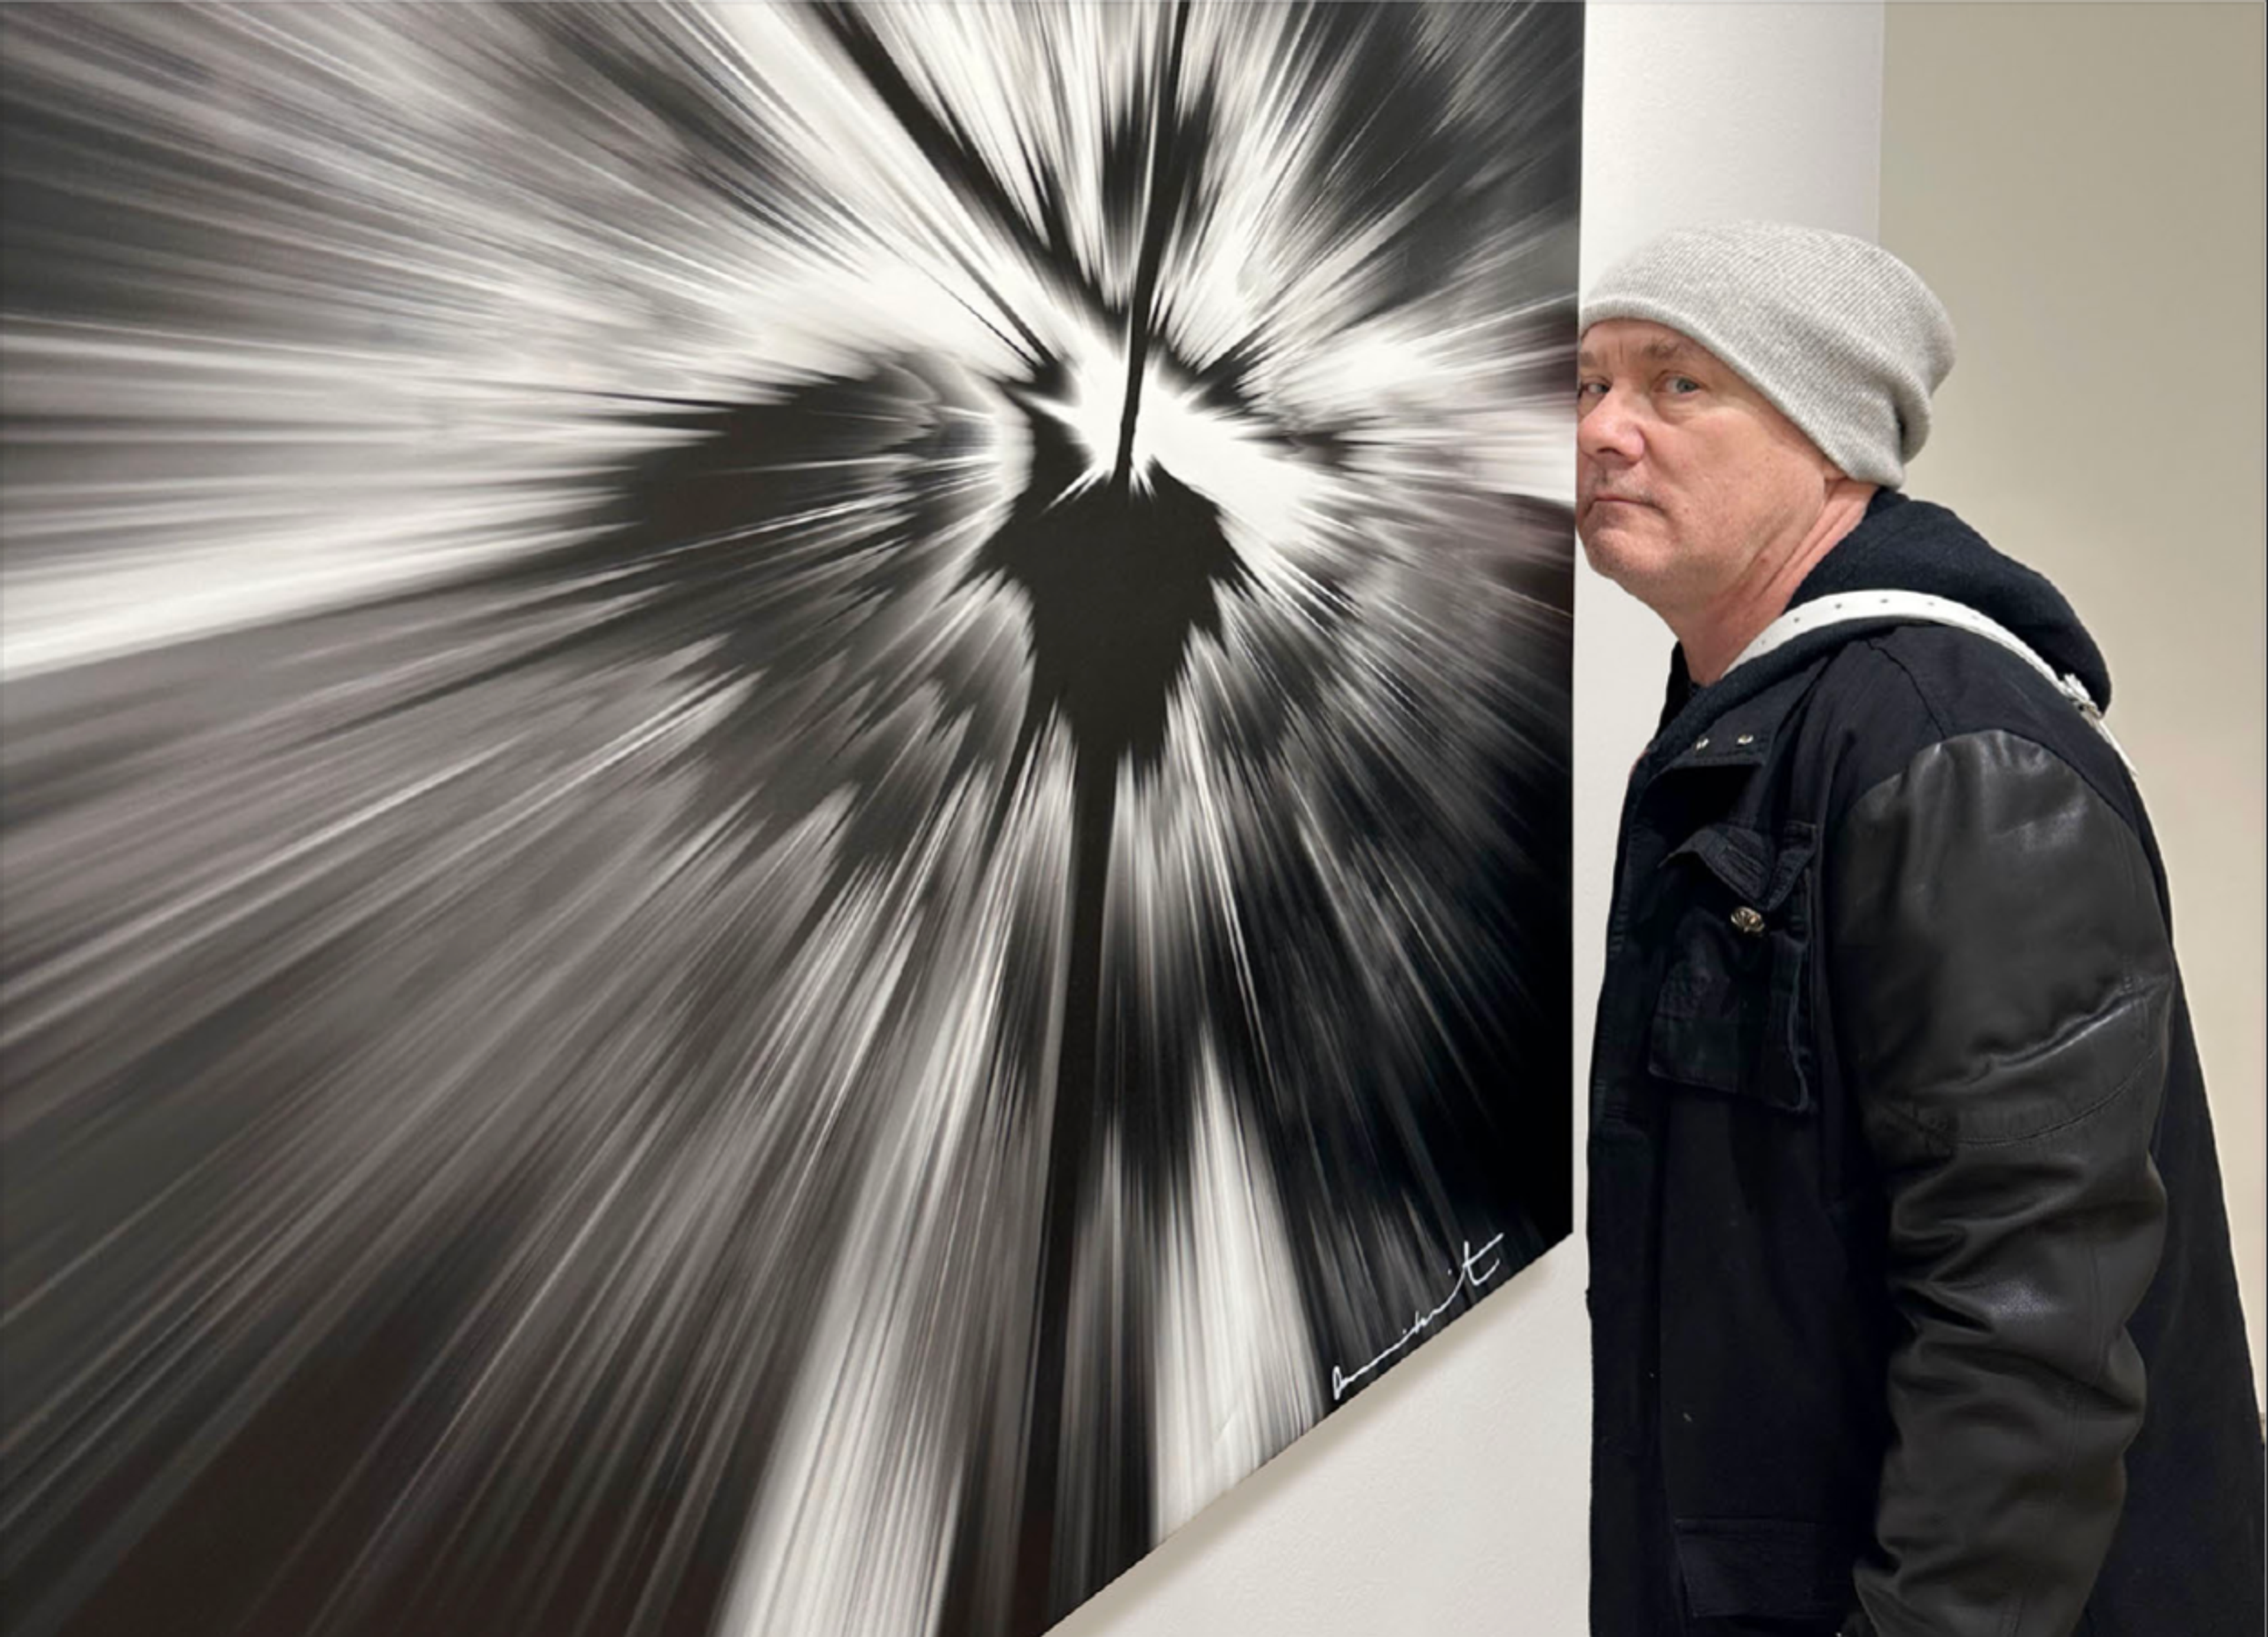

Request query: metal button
[
  {"left": 1729, "top": 906, "right": 1766, "bottom": 936},
  {"left": 1693, "top": 735, "right": 1710, "bottom": 750},
  {"left": 1735, "top": 733, "right": 1756, "bottom": 746}
]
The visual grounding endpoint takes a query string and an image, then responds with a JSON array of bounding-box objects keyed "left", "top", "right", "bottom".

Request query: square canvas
[{"left": 0, "top": 5, "right": 1582, "bottom": 1635}]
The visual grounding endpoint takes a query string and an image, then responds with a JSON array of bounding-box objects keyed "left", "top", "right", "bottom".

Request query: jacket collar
[{"left": 1640, "top": 649, "right": 1825, "bottom": 788}]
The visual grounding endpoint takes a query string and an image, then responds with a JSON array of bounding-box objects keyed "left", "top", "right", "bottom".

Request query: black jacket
[{"left": 1586, "top": 489, "right": 2263, "bottom": 1636}]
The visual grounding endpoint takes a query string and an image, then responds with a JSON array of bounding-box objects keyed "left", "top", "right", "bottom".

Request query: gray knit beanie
[{"left": 1579, "top": 222, "right": 1956, "bottom": 486}]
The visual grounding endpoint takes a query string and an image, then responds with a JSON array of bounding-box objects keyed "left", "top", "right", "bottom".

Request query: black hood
[
  {"left": 1788, "top": 487, "right": 2113, "bottom": 708},
  {"left": 1649, "top": 488, "right": 2111, "bottom": 764}
]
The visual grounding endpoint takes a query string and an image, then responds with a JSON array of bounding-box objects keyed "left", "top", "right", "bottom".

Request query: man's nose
[{"left": 1577, "top": 386, "right": 1645, "bottom": 465}]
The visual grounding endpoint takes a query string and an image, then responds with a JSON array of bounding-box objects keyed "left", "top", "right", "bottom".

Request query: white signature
[{"left": 1330, "top": 1232, "right": 1507, "bottom": 1403}]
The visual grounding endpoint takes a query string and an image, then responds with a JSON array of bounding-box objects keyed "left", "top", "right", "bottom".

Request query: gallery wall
[
  {"left": 1879, "top": 0, "right": 2267, "bottom": 1408},
  {"left": 1062, "top": 8, "right": 1888, "bottom": 1633}
]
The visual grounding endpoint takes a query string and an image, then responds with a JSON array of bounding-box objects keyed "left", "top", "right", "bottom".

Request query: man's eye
[
  {"left": 1576, "top": 380, "right": 1604, "bottom": 399},
  {"left": 1666, "top": 376, "right": 1701, "bottom": 395}
]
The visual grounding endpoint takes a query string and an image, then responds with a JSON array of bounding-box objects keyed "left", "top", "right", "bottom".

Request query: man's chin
[
  {"left": 1579, "top": 525, "right": 1692, "bottom": 611},
  {"left": 1577, "top": 515, "right": 1660, "bottom": 579}
]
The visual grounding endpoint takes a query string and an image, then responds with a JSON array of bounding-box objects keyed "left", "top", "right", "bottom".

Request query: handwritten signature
[{"left": 1329, "top": 1232, "right": 1507, "bottom": 1403}]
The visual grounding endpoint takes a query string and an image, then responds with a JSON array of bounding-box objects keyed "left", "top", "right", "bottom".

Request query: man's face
[{"left": 1575, "top": 319, "right": 1842, "bottom": 619}]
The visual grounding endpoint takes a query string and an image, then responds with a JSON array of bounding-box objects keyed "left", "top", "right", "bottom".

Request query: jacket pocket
[
  {"left": 1648, "top": 821, "right": 1817, "bottom": 1113},
  {"left": 1671, "top": 1516, "right": 1856, "bottom": 1624}
]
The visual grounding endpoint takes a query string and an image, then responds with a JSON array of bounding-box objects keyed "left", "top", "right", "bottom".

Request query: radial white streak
[
  {"left": 0, "top": 673, "right": 728, "bottom": 1056},
  {"left": 718, "top": 752, "right": 1065, "bottom": 1637},
  {"left": 706, "top": 9, "right": 1077, "bottom": 366},
  {"left": 1149, "top": 1040, "right": 1322, "bottom": 1540}
]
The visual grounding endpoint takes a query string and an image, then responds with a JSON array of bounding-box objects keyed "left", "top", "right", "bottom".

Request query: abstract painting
[{"left": 0, "top": 5, "right": 1581, "bottom": 1634}]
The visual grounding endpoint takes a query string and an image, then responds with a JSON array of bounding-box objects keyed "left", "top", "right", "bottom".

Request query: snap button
[
  {"left": 1693, "top": 735, "right": 1710, "bottom": 750},
  {"left": 1729, "top": 906, "right": 1766, "bottom": 936},
  {"left": 1735, "top": 733, "right": 1756, "bottom": 746}
]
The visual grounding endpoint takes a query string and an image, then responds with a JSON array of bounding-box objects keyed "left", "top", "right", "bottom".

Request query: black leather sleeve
[{"left": 1826, "top": 730, "right": 2172, "bottom": 1637}]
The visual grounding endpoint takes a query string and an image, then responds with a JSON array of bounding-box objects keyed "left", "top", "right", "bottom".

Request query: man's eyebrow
[
  {"left": 1576, "top": 339, "right": 1710, "bottom": 372},
  {"left": 1638, "top": 336, "right": 1707, "bottom": 365}
]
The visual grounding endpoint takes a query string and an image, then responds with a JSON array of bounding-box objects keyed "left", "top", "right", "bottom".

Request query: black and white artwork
[{"left": 0, "top": 5, "right": 1581, "bottom": 1634}]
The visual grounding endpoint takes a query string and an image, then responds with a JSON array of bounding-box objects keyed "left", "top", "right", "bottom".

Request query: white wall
[
  {"left": 1059, "top": 9, "right": 1886, "bottom": 1634},
  {"left": 1879, "top": 1, "right": 2267, "bottom": 1405}
]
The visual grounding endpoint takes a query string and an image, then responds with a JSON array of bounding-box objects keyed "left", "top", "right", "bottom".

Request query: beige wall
[{"left": 1881, "top": 1, "right": 2266, "bottom": 1402}]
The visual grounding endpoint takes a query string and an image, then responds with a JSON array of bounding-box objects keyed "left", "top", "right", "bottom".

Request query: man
[{"left": 1576, "top": 222, "right": 2262, "bottom": 1636}]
